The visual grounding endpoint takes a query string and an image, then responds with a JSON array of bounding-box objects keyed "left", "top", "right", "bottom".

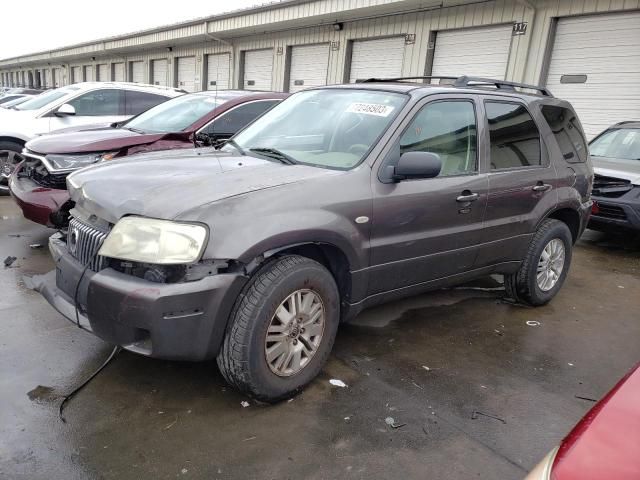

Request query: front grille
[
  {"left": 594, "top": 203, "right": 627, "bottom": 221},
  {"left": 592, "top": 174, "right": 632, "bottom": 198},
  {"left": 21, "top": 152, "right": 68, "bottom": 189},
  {"left": 68, "top": 217, "right": 109, "bottom": 271}
]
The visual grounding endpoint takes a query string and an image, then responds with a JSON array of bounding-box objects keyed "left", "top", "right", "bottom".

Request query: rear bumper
[
  {"left": 589, "top": 191, "right": 640, "bottom": 232},
  {"left": 9, "top": 163, "right": 70, "bottom": 227},
  {"left": 34, "top": 234, "right": 247, "bottom": 361}
]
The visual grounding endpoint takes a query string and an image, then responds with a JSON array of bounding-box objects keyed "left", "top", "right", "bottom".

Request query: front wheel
[
  {"left": 505, "top": 219, "right": 573, "bottom": 306},
  {"left": 217, "top": 255, "right": 340, "bottom": 402},
  {"left": 0, "top": 141, "right": 25, "bottom": 195}
]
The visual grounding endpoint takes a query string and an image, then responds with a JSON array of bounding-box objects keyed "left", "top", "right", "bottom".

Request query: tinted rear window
[{"left": 540, "top": 105, "right": 588, "bottom": 163}]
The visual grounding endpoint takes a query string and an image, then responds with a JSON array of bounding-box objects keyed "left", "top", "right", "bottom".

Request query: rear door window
[
  {"left": 202, "top": 100, "right": 280, "bottom": 135},
  {"left": 125, "top": 91, "right": 169, "bottom": 115},
  {"left": 540, "top": 105, "right": 588, "bottom": 163},
  {"left": 485, "top": 101, "right": 541, "bottom": 170}
]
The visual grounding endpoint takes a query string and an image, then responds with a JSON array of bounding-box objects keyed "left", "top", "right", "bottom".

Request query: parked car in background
[
  {"left": 10, "top": 90, "right": 286, "bottom": 227},
  {"left": 1, "top": 88, "right": 42, "bottom": 96},
  {"left": 34, "top": 77, "right": 593, "bottom": 402},
  {"left": 0, "top": 94, "right": 34, "bottom": 106},
  {"left": 587, "top": 121, "right": 640, "bottom": 233},
  {"left": 0, "top": 82, "right": 184, "bottom": 193},
  {"left": 0, "top": 96, "right": 35, "bottom": 109},
  {"left": 526, "top": 363, "right": 640, "bottom": 480}
]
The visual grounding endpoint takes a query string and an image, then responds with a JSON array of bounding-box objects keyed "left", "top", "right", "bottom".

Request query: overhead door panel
[
  {"left": 349, "top": 37, "right": 405, "bottom": 83},
  {"left": 177, "top": 56, "right": 196, "bottom": 92},
  {"left": 431, "top": 25, "right": 513, "bottom": 80},
  {"left": 243, "top": 49, "right": 273, "bottom": 90},
  {"left": 52, "top": 68, "right": 61, "bottom": 87},
  {"left": 546, "top": 12, "right": 640, "bottom": 138},
  {"left": 84, "top": 66, "right": 94, "bottom": 82},
  {"left": 207, "top": 54, "right": 230, "bottom": 90},
  {"left": 131, "top": 61, "right": 144, "bottom": 83},
  {"left": 288, "top": 44, "right": 329, "bottom": 93},
  {"left": 113, "top": 63, "right": 125, "bottom": 82},
  {"left": 71, "top": 66, "right": 81, "bottom": 84},
  {"left": 152, "top": 59, "right": 168, "bottom": 87},
  {"left": 97, "top": 64, "right": 109, "bottom": 82}
]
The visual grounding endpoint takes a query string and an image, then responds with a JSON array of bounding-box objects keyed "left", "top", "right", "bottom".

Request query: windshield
[
  {"left": 590, "top": 128, "right": 640, "bottom": 161},
  {"left": 227, "top": 89, "right": 407, "bottom": 169},
  {"left": 126, "top": 94, "right": 224, "bottom": 133},
  {"left": 15, "top": 86, "right": 80, "bottom": 111}
]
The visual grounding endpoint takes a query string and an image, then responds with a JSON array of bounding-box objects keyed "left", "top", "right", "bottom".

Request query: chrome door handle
[
  {"left": 456, "top": 192, "right": 479, "bottom": 202},
  {"left": 532, "top": 183, "right": 552, "bottom": 192}
]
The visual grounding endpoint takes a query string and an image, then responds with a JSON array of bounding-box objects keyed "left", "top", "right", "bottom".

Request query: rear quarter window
[{"left": 540, "top": 105, "right": 588, "bottom": 163}]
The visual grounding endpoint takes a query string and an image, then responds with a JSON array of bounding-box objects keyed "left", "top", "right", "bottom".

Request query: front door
[
  {"left": 368, "top": 96, "right": 488, "bottom": 295},
  {"left": 48, "top": 89, "right": 128, "bottom": 133}
]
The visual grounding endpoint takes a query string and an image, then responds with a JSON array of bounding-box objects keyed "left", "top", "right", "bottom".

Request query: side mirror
[
  {"left": 392, "top": 151, "right": 442, "bottom": 182},
  {"left": 55, "top": 103, "right": 76, "bottom": 117}
]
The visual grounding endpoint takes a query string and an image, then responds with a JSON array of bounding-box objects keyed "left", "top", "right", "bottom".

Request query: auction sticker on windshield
[{"left": 346, "top": 103, "right": 394, "bottom": 117}]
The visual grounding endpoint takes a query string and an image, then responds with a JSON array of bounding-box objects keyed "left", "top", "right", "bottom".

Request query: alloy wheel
[
  {"left": 0, "top": 149, "right": 24, "bottom": 180},
  {"left": 536, "top": 238, "right": 566, "bottom": 292},
  {"left": 265, "top": 289, "right": 325, "bottom": 377}
]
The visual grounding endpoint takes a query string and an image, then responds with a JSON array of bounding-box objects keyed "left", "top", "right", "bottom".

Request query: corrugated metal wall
[{"left": 1, "top": 0, "right": 639, "bottom": 91}]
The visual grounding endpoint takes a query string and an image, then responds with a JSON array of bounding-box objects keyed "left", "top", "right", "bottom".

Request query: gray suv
[{"left": 36, "top": 77, "right": 593, "bottom": 401}]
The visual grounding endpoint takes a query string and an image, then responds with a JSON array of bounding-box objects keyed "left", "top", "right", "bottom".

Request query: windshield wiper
[
  {"left": 249, "top": 147, "right": 297, "bottom": 165},
  {"left": 124, "top": 126, "right": 147, "bottom": 134}
]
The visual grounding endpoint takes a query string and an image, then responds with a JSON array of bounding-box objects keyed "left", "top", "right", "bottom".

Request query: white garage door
[
  {"left": 288, "top": 44, "right": 330, "bottom": 93},
  {"left": 243, "top": 49, "right": 274, "bottom": 90},
  {"left": 431, "top": 25, "right": 513, "bottom": 81},
  {"left": 84, "top": 66, "right": 94, "bottom": 82},
  {"left": 97, "top": 64, "right": 109, "bottom": 82},
  {"left": 177, "top": 56, "right": 197, "bottom": 92},
  {"left": 52, "top": 68, "right": 61, "bottom": 87},
  {"left": 113, "top": 63, "right": 125, "bottom": 82},
  {"left": 349, "top": 37, "right": 405, "bottom": 83},
  {"left": 546, "top": 12, "right": 640, "bottom": 139},
  {"left": 207, "top": 54, "right": 230, "bottom": 90},
  {"left": 130, "top": 61, "right": 144, "bottom": 83},
  {"left": 71, "top": 66, "right": 81, "bottom": 84},
  {"left": 152, "top": 59, "right": 168, "bottom": 86}
]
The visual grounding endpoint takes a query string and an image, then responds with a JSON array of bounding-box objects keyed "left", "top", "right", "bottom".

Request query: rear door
[
  {"left": 369, "top": 95, "right": 489, "bottom": 295},
  {"left": 475, "top": 97, "right": 558, "bottom": 267}
]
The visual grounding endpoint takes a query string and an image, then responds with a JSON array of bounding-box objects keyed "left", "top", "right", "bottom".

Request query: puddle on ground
[{"left": 27, "top": 385, "right": 60, "bottom": 404}]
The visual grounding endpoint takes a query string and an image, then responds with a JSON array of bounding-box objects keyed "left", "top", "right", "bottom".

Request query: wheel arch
[
  {"left": 0, "top": 136, "right": 27, "bottom": 148},
  {"left": 543, "top": 207, "right": 582, "bottom": 243}
]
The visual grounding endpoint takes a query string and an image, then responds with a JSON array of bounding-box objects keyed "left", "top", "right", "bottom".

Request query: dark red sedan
[
  {"left": 526, "top": 363, "right": 640, "bottom": 480},
  {"left": 9, "top": 90, "right": 286, "bottom": 228}
]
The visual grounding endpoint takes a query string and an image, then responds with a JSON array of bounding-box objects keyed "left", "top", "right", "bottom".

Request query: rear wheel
[
  {"left": 217, "top": 255, "right": 340, "bottom": 402},
  {"left": 0, "top": 141, "right": 25, "bottom": 195},
  {"left": 505, "top": 219, "right": 573, "bottom": 306}
]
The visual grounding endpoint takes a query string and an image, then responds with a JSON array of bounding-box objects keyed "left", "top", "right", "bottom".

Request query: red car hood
[
  {"left": 25, "top": 128, "right": 187, "bottom": 154},
  {"left": 552, "top": 363, "right": 640, "bottom": 480}
]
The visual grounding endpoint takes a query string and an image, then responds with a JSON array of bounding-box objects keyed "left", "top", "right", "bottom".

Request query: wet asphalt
[{"left": 1, "top": 195, "right": 639, "bottom": 480}]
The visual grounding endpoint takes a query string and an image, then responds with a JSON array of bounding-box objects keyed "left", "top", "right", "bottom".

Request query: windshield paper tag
[{"left": 346, "top": 103, "right": 394, "bottom": 117}]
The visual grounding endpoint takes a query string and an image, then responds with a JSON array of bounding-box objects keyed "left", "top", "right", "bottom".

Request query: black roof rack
[{"left": 358, "top": 75, "right": 554, "bottom": 97}]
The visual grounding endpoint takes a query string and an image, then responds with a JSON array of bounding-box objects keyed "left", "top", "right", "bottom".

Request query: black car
[
  {"left": 589, "top": 121, "right": 640, "bottom": 232},
  {"left": 34, "top": 76, "right": 593, "bottom": 402}
]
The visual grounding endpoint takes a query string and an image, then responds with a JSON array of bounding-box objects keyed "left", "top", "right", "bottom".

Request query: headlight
[
  {"left": 45, "top": 152, "right": 118, "bottom": 171},
  {"left": 98, "top": 217, "right": 208, "bottom": 264}
]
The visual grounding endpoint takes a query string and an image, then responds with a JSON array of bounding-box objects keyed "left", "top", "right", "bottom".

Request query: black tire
[
  {"left": 217, "top": 255, "right": 340, "bottom": 402},
  {"left": 0, "top": 140, "right": 24, "bottom": 195},
  {"left": 505, "top": 219, "right": 573, "bottom": 306}
]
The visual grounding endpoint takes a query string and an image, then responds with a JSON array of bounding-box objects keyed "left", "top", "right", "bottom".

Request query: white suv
[{"left": 0, "top": 82, "right": 184, "bottom": 191}]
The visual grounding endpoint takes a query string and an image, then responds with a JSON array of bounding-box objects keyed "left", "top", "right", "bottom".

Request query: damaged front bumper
[{"left": 33, "top": 234, "right": 247, "bottom": 361}]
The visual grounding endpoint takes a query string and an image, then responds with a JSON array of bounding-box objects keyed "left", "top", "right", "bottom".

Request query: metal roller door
[
  {"left": 349, "top": 37, "right": 405, "bottom": 83},
  {"left": 130, "top": 61, "right": 144, "bottom": 83},
  {"left": 288, "top": 44, "right": 329, "bottom": 93},
  {"left": 207, "top": 54, "right": 230, "bottom": 90},
  {"left": 546, "top": 12, "right": 640, "bottom": 139},
  {"left": 71, "top": 66, "right": 81, "bottom": 83},
  {"left": 177, "top": 56, "right": 196, "bottom": 92},
  {"left": 113, "top": 63, "right": 125, "bottom": 82},
  {"left": 243, "top": 49, "right": 273, "bottom": 90},
  {"left": 52, "top": 68, "right": 61, "bottom": 87},
  {"left": 152, "top": 59, "right": 168, "bottom": 86},
  {"left": 431, "top": 25, "right": 513, "bottom": 80},
  {"left": 97, "top": 64, "right": 109, "bottom": 82},
  {"left": 84, "top": 66, "right": 94, "bottom": 82}
]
